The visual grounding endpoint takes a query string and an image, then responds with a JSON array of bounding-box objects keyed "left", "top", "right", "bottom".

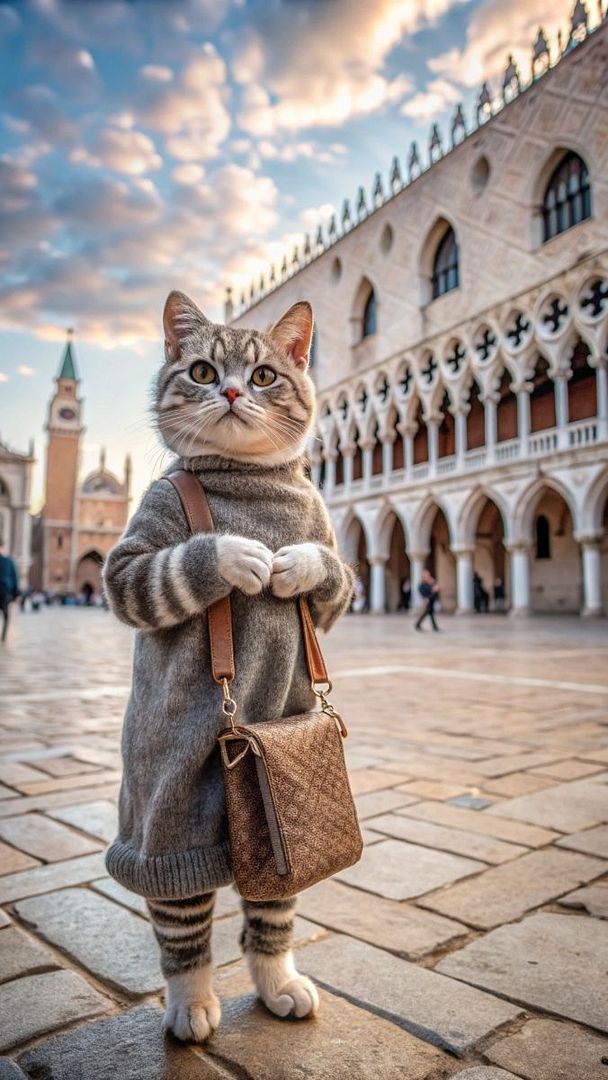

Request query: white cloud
[
  {"left": 233, "top": 0, "right": 465, "bottom": 133},
  {"left": 71, "top": 128, "right": 162, "bottom": 176},
  {"left": 140, "top": 64, "right": 173, "bottom": 83},
  {"left": 172, "top": 163, "right": 205, "bottom": 185},
  {"left": 428, "top": 0, "right": 591, "bottom": 89},
  {"left": 401, "top": 78, "right": 461, "bottom": 120},
  {"left": 0, "top": 372, "right": 8, "bottom": 382},
  {"left": 17, "top": 364, "right": 35, "bottom": 376}
]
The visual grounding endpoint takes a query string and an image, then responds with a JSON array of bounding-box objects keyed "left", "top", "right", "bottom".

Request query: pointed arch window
[
  {"left": 432, "top": 227, "right": 459, "bottom": 299},
  {"left": 543, "top": 152, "right": 591, "bottom": 242},
  {"left": 362, "top": 289, "right": 377, "bottom": 338}
]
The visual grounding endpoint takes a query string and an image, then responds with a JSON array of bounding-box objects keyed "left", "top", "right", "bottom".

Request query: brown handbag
[{"left": 167, "top": 470, "right": 363, "bottom": 901}]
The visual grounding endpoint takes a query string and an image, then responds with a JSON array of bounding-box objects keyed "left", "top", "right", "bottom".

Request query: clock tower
[{"left": 41, "top": 330, "right": 84, "bottom": 593}]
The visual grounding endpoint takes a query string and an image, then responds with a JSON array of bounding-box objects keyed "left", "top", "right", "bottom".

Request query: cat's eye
[
  {"left": 251, "top": 366, "right": 276, "bottom": 387},
  {"left": 190, "top": 361, "right": 217, "bottom": 385}
]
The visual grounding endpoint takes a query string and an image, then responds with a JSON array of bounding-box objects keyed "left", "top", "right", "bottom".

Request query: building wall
[
  {"left": 0, "top": 444, "right": 34, "bottom": 588},
  {"left": 227, "top": 23, "right": 608, "bottom": 616}
]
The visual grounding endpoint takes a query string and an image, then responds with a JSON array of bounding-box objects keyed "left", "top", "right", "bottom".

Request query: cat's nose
[{"left": 223, "top": 388, "right": 241, "bottom": 405}]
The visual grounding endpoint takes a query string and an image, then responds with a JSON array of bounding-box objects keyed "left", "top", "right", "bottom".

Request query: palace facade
[{"left": 227, "top": 14, "right": 608, "bottom": 616}]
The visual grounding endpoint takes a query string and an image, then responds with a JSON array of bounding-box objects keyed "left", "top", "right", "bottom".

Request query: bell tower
[{"left": 42, "top": 329, "right": 85, "bottom": 593}]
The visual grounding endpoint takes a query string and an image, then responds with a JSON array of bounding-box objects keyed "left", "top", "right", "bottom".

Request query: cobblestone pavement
[{"left": 1, "top": 606, "right": 607, "bottom": 1079}]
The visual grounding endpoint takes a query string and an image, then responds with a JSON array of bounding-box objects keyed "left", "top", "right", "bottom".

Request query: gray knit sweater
[{"left": 103, "top": 455, "right": 353, "bottom": 899}]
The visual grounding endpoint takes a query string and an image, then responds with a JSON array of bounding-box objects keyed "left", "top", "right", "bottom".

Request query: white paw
[
  {"left": 247, "top": 951, "right": 319, "bottom": 1019},
  {"left": 164, "top": 995, "right": 221, "bottom": 1042},
  {"left": 262, "top": 974, "right": 319, "bottom": 1019},
  {"left": 271, "top": 543, "right": 325, "bottom": 598},
  {"left": 163, "top": 967, "right": 221, "bottom": 1043},
  {"left": 217, "top": 535, "right": 273, "bottom": 595}
]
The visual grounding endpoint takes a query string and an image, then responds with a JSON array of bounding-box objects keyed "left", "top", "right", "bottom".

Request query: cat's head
[{"left": 155, "top": 290, "right": 315, "bottom": 465}]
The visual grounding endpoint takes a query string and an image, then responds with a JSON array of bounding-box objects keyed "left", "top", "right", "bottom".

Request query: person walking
[
  {"left": 415, "top": 568, "right": 441, "bottom": 632},
  {"left": 0, "top": 547, "right": 19, "bottom": 644}
]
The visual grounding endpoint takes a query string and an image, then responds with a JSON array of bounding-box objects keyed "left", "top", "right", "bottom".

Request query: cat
[{"left": 103, "top": 291, "right": 353, "bottom": 1042}]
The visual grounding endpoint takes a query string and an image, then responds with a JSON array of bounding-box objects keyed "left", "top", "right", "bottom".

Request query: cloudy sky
[{"left": 0, "top": 0, "right": 580, "bottom": 506}]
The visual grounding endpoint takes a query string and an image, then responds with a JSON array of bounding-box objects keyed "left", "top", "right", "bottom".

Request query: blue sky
[{"left": 0, "top": 0, "right": 579, "bottom": 506}]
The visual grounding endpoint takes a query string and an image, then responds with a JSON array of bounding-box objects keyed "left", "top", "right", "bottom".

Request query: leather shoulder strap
[
  {"left": 166, "top": 470, "right": 329, "bottom": 689},
  {"left": 166, "top": 472, "right": 235, "bottom": 684}
]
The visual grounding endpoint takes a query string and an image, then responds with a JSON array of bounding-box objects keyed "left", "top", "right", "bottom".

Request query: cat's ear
[
  {"left": 268, "top": 301, "right": 314, "bottom": 370},
  {"left": 163, "top": 290, "right": 210, "bottom": 362}
]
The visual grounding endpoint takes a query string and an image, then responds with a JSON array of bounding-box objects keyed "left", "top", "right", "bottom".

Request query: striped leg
[
  {"left": 241, "top": 896, "right": 319, "bottom": 1019},
  {"left": 147, "top": 892, "right": 220, "bottom": 1043}
]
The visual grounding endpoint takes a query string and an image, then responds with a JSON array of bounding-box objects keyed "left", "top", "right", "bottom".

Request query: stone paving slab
[
  {"left": 0, "top": 1059, "right": 28, "bottom": 1079},
  {"left": 364, "top": 813, "right": 527, "bottom": 864},
  {"left": 213, "top": 981, "right": 449, "bottom": 1080},
  {"left": 348, "top": 768, "right": 411, "bottom": 795},
  {"left": 92, "top": 876, "right": 149, "bottom": 915},
  {"left": 555, "top": 823, "right": 608, "bottom": 857},
  {"left": 47, "top": 798, "right": 118, "bottom": 842},
  {"left": 0, "top": 842, "right": 39, "bottom": 876},
  {"left": 437, "top": 912, "right": 608, "bottom": 1032},
  {"left": 534, "top": 759, "right": 605, "bottom": 780},
  {"left": 0, "top": 852, "right": 107, "bottom": 904},
  {"left": 0, "top": 909, "right": 10, "bottom": 928},
  {"left": 355, "top": 788, "right": 420, "bottom": 819},
  {"left": 17, "top": 768, "right": 122, "bottom": 797},
  {"left": 487, "top": 776, "right": 608, "bottom": 832},
  {"left": 298, "top": 933, "right": 522, "bottom": 1056},
  {"left": 0, "top": 782, "right": 120, "bottom": 819},
  {"left": 482, "top": 772, "right": 555, "bottom": 798},
  {"left": 17, "top": 1004, "right": 227, "bottom": 1080},
  {"left": 0, "top": 813, "right": 102, "bottom": 862},
  {"left": 0, "top": 969, "right": 111, "bottom": 1052},
  {"left": 396, "top": 779, "right": 472, "bottom": 800},
  {"left": 0, "top": 786, "right": 18, "bottom": 800},
  {"left": 27, "top": 755, "right": 104, "bottom": 777},
  {"left": 0, "top": 926, "right": 58, "bottom": 984},
  {"left": 336, "top": 837, "right": 484, "bottom": 900},
  {"left": 398, "top": 801, "right": 558, "bottom": 847},
  {"left": 296, "top": 878, "right": 466, "bottom": 960},
  {"left": 420, "top": 847, "right": 605, "bottom": 928},
  {"left": 0, "top": 762, "right": 48, "bottom": 792},
  {"left": 452, "top": 1070, "right": 518, "bottom": 1080},
  {"left": 558, "top": 883, "right": 608, "bottom": 918},
  {"left": 486, "top": 1017, "right": 608, "bottom": 1079},
  {"left": 15, "top": 887, "right": 162, "bottom": 995}
]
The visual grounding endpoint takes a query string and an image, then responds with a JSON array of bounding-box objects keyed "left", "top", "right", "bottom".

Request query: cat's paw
[
  {"left": 271, "top": 543, "right": 325, "bottom": 598},
  {"left": 163, "top": 967, "right": 221, "bottom": 1043},
  {"left": 217, "top": 535, "right": 273, "bottom": 595},
  {"left": 247, "top": 951, "right": 319, "bottom": 1019},
  {"left": 164, "top": 995, "right": 221, "bottom": 1043}
]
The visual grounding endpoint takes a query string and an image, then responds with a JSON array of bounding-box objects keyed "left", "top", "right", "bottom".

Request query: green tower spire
[{"left": 57, "top": 328, "right": 78, "bottom": 381}]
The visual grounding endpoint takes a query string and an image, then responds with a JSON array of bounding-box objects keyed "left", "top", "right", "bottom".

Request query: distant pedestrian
[
  {"left": 473, "top": 572, "right": 489, "bottom": 613},
  {"left": 400, "top": 577, "right": 411, "bottom": 611},
  {"left": 493, "top": 577, "right": 506, "bottom": 612},
  {"left": 0, "top": 547, "right": 19, "bottom": 643},
  {"left": 415, "top": 569, "right": 440, "bottom": 632},
  {"left": 352, "top": 575, "right": 366, "bottom": 614}
]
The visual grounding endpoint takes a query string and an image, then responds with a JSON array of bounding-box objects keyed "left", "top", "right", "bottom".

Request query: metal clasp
[
  {"left": 311, "top": 679, "right": 348, "bottom": 738},
  {"left": 221, "top": 678, "right": 238, "bottom": 732}
]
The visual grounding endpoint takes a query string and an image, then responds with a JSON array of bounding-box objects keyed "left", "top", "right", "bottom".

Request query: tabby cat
[{"left": 103, "top": 291, "right": 353, "bottom": 1042}]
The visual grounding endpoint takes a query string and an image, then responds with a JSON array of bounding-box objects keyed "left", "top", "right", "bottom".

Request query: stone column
[
  {"left": 580, "top": 538, "right": 603, "bottom": 617},
  {"left": 517, "top": 388, "right": 530, "bottom": 456},
  {"left": 554, "top": 373, "right": 569, "bottom": 448},
  {"left": 398, "top": 422, "right": 415, "bottom": 479},
  {"left": 409, "top": 551, "right": 427, "bottom": 611},
  {"left": 382, "top": 436, "right": 394, "bottom": 478},
  {"left": 454, "top": 548, "right": 474, "bottom": 614},
  {"left": 597, "top": 363, "right": 608, "bottom": 441},
  {"left": 454, "top": 409, "right": 467, "bottom": 470},
  {"left": 324, "top": 453, "right": 337, "bottom": 501},
  {"left": 311, "top": 460, "right": 322, "bottom": 488},
  {"left": 508, "top": 544, "right": 531, "bottom": 616},
  {"left": 361, "top": 442, "right": 374, "bottom": 487},
  {"left": 484, "top": 395, "right": 497, "bottom": 463},
  {"left": 368, "top": 556, "right": 387, "bottom": 614},
  {"left": 342, "top": 447, "right": 354, "bottom": 490},
  {"left": 427, "top": 419, "right": 439, "bottom": 477}
]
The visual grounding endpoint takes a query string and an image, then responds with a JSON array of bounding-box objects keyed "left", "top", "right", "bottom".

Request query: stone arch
[
  {"left": 460, "top": 491, "right": 509, "bottom": 611},
  {"left": 457, "top": 486, "right": 510, "bottom": 549},
  {"left": 340, "top": 510, "right": 370, "bottom": 611},
  {"left": 514, "top": 476, "right": 579, "bottom": 545},
  {"left": 76, "top": 549, "right": 105, "bottom": 597},
  {"left": 519, "top": 483, "right": 582, "bottom": 613},
  {"left": 530, "top": 144, "right": 593, "bottom": 248},
  {"left": 411, "top": 495, "right": 455, "bottom": 553},
  {"left": 581, "top": 468, "right": 608, "bottom": 537},
  {"left": 418, "top": 214, "right": 459, "bottom": 305}
]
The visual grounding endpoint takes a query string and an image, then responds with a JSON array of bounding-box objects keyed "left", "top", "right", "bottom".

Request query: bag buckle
[
  {"left": 311, "top": 680, "right": 348, "bottom": 738},
  {"left": 221, "top": 678, "right": 238, "bottom": 732},
  {"left": 219, "top": 730, "right": 261, "bottom": 769}
]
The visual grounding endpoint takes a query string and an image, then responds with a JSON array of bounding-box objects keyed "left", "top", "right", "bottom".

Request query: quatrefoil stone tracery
[
  {"left": 476, "top": 328, "right": 497, "bottom": 362},
  {"left": 541, "top": 297, "right": 569, "bottom": 335},
  {"left": 580, "top": 279, "right": 608, "bottom": 320},
  {"left": 506, "top": 312, "right": 531, "bottom": 348}
]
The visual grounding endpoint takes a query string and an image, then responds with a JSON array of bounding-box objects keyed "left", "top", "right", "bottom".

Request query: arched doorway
[
  {"left": 343, "top": 515, "right": 369, "bottom": 611},
  {"left": 427, "top": 507, "right": 456, "bottom": 611},
  {"left": 602, "top": 497, "right": 608, "bottom": 615},
  {"left": 372, "top": 422, "right": 383, "bottom": 475},
  {"left": 412, "top": 399, "right": 428, "bottom": 464},
  {"left": 530, "top": 356, "right": 556, "bottom": 432},
  {"left": 385, "top": 515, "right": 410, "bottom": 612},
  {"left": 496, "top": 370, "right": 518, "bottom": 443},
  {"left": 473, "top": 497, "right": 507, "bottom": 611},
  {"left": 76, "top": 550, "right": 104, "bottom": 598},
  {"left": 437, "top": 392, "right": 455, "bottom": 458},
  {"left": 568, "top": 339, "right": 597, "bottom": 422},
  {"left": 529, "top": 488, "right": 581, "bottom": 612},
  {"left": 466, "top": 380, "right": 485, "bottom": 450}
]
